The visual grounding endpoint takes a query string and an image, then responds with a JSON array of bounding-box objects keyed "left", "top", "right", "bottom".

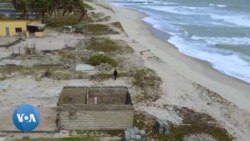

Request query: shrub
[
  {"left": 86, "top": 24, "right": 113, "bottom": 34},
  {"left": 111, "top": 22, "right": 124, "bottom": 31},
  {"left": 46, "top": 15, "right": 80, "bottom": 27},
  {"left": 132, "top": 68, "right": 162, "bottom": 101},
  {"left": 86, "top": 37, "right": 119, "bottom": 52},
  {"left": 87, "top": 54, "right": 118, "bottom": 67}
]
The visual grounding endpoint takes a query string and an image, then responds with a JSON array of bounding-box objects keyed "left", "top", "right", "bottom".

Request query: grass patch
[
  {"left": 58, "top": 49, "right": 76, "bottom": 62},
  {"left": 111, "top": 22, "right": 124, "bottom": 31},
  {"left": 87, "top": 54, "right": 118, "bottom": 67},
  {"left": 166, "top": 107, "right": 234, "bottom": 141},
  {"left": 85, "top": 37, "right": 133, "bottom": 54},
  {"left": 0, "top": 65, "right": 65, "bottom": 77},
  {"left": 87, "top": 12, "right": 111, "bottom": 22},
  {"left": 89, "top": 72, "right": 128, "bottom": 81},
  {"left": 86, "top": 24, "right": 115, "bottom": 35},
  {"left": 90, "top": 73, "right": 112, "bottom": 81},
  {"left": 46, "top": 15, "right": 81, "bottom": 27},
  {"left": 132, "top": 68, "right": 162, "bottom": 102},
  {"left": 85, "top": 37, "right": 119, "bottom": 52},
  {"left": 17, "top": 137, "right": 98, "bottom": 141},
  {"left": 134, "top": 110, "right": 233, "bottom": 141}
]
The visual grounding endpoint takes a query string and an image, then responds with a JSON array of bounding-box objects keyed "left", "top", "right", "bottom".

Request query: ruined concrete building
[{"left": 57, "top": 86, "right": 134, "bottom": 130}]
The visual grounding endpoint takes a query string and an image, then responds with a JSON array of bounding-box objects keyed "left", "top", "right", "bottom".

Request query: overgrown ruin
[{"left": 57, "top": 86, "right": 134, "bottom": 130}]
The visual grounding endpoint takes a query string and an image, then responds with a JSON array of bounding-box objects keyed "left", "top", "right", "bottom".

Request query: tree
[
  {"left": 77, "top": 2, "right": 88, "bottom": 21},
  {"left": 12, "top": 0, "right": 88, "bottom": 23},
  {"left": 29, "top": 0, "right": 51, "bottom": 23},
  {"left": 12, "top": 0, "right": 29, "bottom": 19}
]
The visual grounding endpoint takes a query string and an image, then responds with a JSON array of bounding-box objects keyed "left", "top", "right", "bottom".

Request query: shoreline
[
  {"left": 143, "top": 13, "right": 250, "bottom": 85},
  {"left": 111, "top": 4, "right": 250, "bottom": 112},
  {"left": 144, "top": 18, "right": 250, "bottom": 85}
]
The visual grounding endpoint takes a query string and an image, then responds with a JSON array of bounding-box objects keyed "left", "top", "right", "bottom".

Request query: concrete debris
[
  {"left": 155, "top": 120, "right": 170, "bottom": 135},
  {"left": 58, "top": 86, "right": 134, "bottom": 130},
  {"left": 76, "top": 64, "right": 95, "bottom": 72},
  {"left": 125, "top": 127, "right": 146, "bottom": 141},
  {"left": 65, "top": 40, "right": 79, "bottom": 48},
  {"left": 0, "top": 59, "right": 22, "bottom": 66}
]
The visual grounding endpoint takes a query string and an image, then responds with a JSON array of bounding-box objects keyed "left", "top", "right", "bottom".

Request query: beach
[
  {"left": 89, "top": 0, "right": 250, "bottom": 140},
  {"left": 0, "top": 0, "right": 249, "bottom": 140},
  {"left": 112, "top": 4, "right": 250, "bottom": 112}
]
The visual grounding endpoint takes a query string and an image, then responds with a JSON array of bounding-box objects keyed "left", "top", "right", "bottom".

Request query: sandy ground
[
  {"left": 0, "top": 75, "right": 126, "bottom": 133},
  {"left": 10, "top": 31, "right": 83, "bottom": 54},
  {"left": 0, "top": 0, "right": 249, "bottom": 140},
  {"left": 90, "top": 0, "right": 250, "bottom": 140},
  {"left": 0, "top": 37, "right": 18, "bottom": 46}
]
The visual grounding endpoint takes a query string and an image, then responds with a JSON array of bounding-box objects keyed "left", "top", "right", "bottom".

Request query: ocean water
[{"left": 111, "top": 0, "right": 250, "bottom": 83}]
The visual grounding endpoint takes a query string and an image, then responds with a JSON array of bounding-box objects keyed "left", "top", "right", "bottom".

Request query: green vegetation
[
  {"left": 85, "top": 37, "right": 133, "bottom": 54},
  {"left": 46, "top": 15, "right": 81, "bottom": 27},
  {"left": 87, "top": 54, "right": 118, "bottom": 67},
  {"left": 0, "top": 65, "right": 90, "bottom": 80},
  {"left": 132, "top": 68, "right": 162, "bottom": 102},
  {"left": 11, "top": 0, "right": 89, "bottom": 23},
  {"left": 87, "top": 12, "right": 111, "bottom": 22},
  {"left": 58, "top": 49, "right": 76, "bottom": 62},
  {"left": 86, "top": 24, "right": 114, "bottom": 35},
  {"left": 134, "top": 109, "right": 233, "bottom": 141},
  {"left": 86, "top": 37, "right": 119, "bottom": 52},
  {"left": 0, "top": 65, "right": 63, "bottom": 76},
  {"left": 90, "top": 72, "right": 128, "bottom": 81},
  {"left": 90, "top": 73, "right": 112, "bottom": 81},
  {"left": 18, "top": 137, "right": 98, "bottom": 141},
  {"left": 0, "top": 0, "right": 11, "bottom": 2},
  {"left": 167, "top": 108, "right": 233, "bottom": 141},
  {"left": 111, "top": 22, "right": 124, "bottom": 31}
]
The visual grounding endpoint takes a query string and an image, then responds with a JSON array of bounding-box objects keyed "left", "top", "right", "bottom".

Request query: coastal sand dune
[
  {"left": 114, "top": 6, "right": 250, "bottom": 140},
  {"left": 112, "top": 6, "right": 250, "bottom": 113},
  {"left": 89, "top": 0, "right": 250, "bottom": 140}
]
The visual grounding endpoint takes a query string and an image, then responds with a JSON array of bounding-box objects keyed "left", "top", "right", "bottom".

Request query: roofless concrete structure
[{"left": 57, "top": 86, "right": 134, "bottom": 130}]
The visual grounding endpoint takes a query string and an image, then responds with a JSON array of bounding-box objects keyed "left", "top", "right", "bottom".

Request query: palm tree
[
  {"left": 60, "top": 0, "right": 76, "bottom": 16},
  {"left": 77, "top": 2, "right": 88, "bottom": 21},
  {"left": 48, "top": 0, "right": 60, "bottom": 18},
  {"left": 29, "top": 0, "right": 51, "bottom": 23},
  {"left": 12, "top": 0, "right": 29, "bottom": 19}
]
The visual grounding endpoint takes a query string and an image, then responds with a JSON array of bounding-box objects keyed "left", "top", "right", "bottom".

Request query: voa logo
[
  {"left": 13, "top": 104, "right": 40, "bottom": 132},
  {"left": 16, "top": 113, "right": 37, "bottom": 123}
]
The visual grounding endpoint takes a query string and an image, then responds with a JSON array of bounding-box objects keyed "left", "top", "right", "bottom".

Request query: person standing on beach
[{"left": 114, "top": 69, "right": 118, "bottom": 80}]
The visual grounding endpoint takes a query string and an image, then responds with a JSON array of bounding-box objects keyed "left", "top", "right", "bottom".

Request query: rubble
[
  {"left": 0, "top": 59, "right": 22, "bottom": 66},
  {"left": 155, "top": 120, "right": 170, "bottom": 135},
  {"left": 124, "top": 127, "right": 146, "bottom": 141},
  {"left": 75, "top": 64, "right": 95, "bottom": 72}
]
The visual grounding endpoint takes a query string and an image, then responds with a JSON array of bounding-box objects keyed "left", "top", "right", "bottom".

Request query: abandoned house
[
  {"left": 57, "top": 86, "right": 134, "bottom": 130},
  {"left": 0, "top": 20, "right": 45, "bottom": 37}
]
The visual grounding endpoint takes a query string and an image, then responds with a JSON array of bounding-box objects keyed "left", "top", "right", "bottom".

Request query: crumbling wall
[
  {"left": 59, "top": 105, "right": 134, "bottom": 130},
  {"left": 58, "top": 87, "right": 88, "bottom": 106},
  {"left": 57, "top": 86, "right": 134, "bottom": 130},
  {"left": 88, "top": 86, "right": 129, "bottom": 105}
]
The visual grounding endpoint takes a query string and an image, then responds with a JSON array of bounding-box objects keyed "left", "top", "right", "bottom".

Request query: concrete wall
[
  {"left": 88, "top": 87, "right": 129, "bottom": 105},
  {"left": 58, "top": 86, "right": 132, "bottom": 106},
  {"left": 58, "top": 87, "right": 88, "bottom": 106},
  {"left": 59, "top": 109, "right": 134, "bottom": 130},
  {"left": 0, "top": 20, "right": 27, "bottom": 37},
  {"left": 0, "top": 20, "right": 45, "bottom": 37},
  {"left": 58, "top": 86, "right": 134, "bottom": 130}
]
